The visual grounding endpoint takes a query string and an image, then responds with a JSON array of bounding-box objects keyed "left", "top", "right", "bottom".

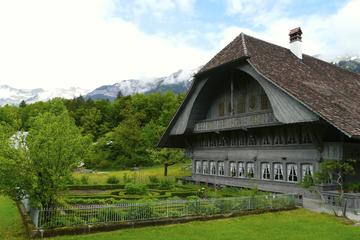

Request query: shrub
[
  {"left": 97, "top": 160, "right": 112, "bottom": 169},
  {"left": 123, "top": 173, "right": 133, "bottom": 184},
  {"left": 124, "top": 203, "right": 155, "bottom": 220},
  {"left": 67, "top": 184, "right": 124, "bottom": 190},
  {"left": 80, "top": 175, "right": 89, "bottom": 185},
  {"left": 107, "top": 176, "right": 120, "bottom": 184},
  {"left": 148, "top": 176, "right": 160, "bottom": 184},
  {"left": 171, "top": 191, "right": 197, "bottom": 198},
  {"left": 158, "top": 179, "right": 173, "bottom": 190},
  {"left": 299, "top": 175, "right": 314, "bottom": 188},
  {"left": 346, "top": 182, "right": 360, "bottom": 192},
  {"left": 125, "top": 183, "right": 148, "bottom": 195},
  {"left": 97, "top": 208, "right": 124, "bottom": 222}
]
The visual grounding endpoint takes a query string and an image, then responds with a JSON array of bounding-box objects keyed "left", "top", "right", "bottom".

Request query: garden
[{"left": 30, "top": 170, "right": 295, "bottom": 231}]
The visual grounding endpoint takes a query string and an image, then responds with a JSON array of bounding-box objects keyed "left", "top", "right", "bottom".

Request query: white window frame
[
  {"left": 202, "top": 161, "right": 209, "bottom": 175},
  {"left": 261, "top": 163, "right": 271, "bottom": 180},
  {"left": 238, "top": 162, "right": 245, "bottom": 178},
  {"left": 247, "top": 162, "right": 255, "bottom": 178},
  {"left": 287, "top": 164, "right": 298, "bottom": 182},
  {"left": 195, "top": 161, "right": 202, "bottom": 174},
  {"left": 302, "top": 164, "right": 313, "bottom": 179},
  {"left": 273, "top": 163, "right": 284, "bottom": 181},
  {"left": 218, "top": 161, "right": 225, "bottom": 176},
  {"left": 210, "top": 161, "right": 216, "bottom": 175},
  {"left": 230, "top": 162, "right": 237, "bottom": 177}
]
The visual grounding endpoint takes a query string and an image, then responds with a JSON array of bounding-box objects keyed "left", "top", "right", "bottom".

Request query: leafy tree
[
  {"left": 0, "top": 124, "right": 31, "bottom": 201},
  {"left": 315, "top": 159, "right": 356, "bottom": 217},
  {"left": 149, "top": 148, "right": 187, "bottom": 176},
  {"left": 19, "top": 100, "right": 27, "bottom": 108},
  {"left": 0, "top": 111, "right": 92, "bottom": 208}
]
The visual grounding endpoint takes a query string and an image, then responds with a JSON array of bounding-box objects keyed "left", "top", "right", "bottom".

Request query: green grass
[
  {"left": 0, "top": 196, "right": 26, "bottom": 240},
  {"left": 73, "top": 163, "right": 191, "bottom": 185},
  {"left": 1, "top": 195, "right": 360, "bottom": 240},
  {"left": 50, "top": 209, "right": 360, "bottom": 240}
]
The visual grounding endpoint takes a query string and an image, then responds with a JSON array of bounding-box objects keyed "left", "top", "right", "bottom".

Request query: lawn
[
  {"left": 1, "top": 196, "right": 360, "bottom": 240},
  {"left": 73, "top": 163, "right": 191, "bottom": 185},
  {"left": 0, "top": 196, "right": 26, "bottom": 240}
]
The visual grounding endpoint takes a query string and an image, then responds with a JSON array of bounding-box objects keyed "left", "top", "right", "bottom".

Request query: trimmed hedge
[{"left": 66, "top": 184, "right": 125, "bottom": 190}]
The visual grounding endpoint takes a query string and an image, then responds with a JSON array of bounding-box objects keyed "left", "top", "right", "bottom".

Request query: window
[
  {"left": 274, "top": 163, "right": 284, "bottom": 181},
  {"left": 247, "top": 162, "right": 255, "bottom": 178},
  {"left": 287, "top": 164, "right": 298, "bottom": 182},
  {"left": 301, "top": 127, "right": 313, "bottom": 144},
  {"left": 236, "top": 96, "right": 246, "bottom": 113},
  {"left": 287, "top": 129, "right": 298, "bottom": 144},
  {"left": 218, "top": 161, "right": 225, "bottom": 176},
  {"left": 238, "top": 162, "right": 245, "bottom": 178},
  {"left": 195, "top": 161, "right": 202, "bottom": 174},
  {"left": 302, "top": 164, "right": 313, "bottom": 179},
  {"left": 202, "top": 161, "right": 209, "bottom": 174},
  {"left": 261, "top": 163, "right": 271, "bottom": 180},
  {"left": 274, "top": 130, "right": 284, "bottom": 145},
  {"left": 227, "top": 101, "right": 232, "bottom": 114},
  {"left": 219, "top": 101, "right": 225, "bottom": 117},
  {"left": 210, "top": 161, "right": 216, "bottom": 175},
  {"left": 248, "top": 134, "right": 256, "bottom": 145},
  {"left": 248, "top": 95, "right": 257, "bottom": 111},
  {"left": 260, "top": 94, "right": 270, "bottom": 110},
  {"left": 262, "top": 134, "right": 271, "bottom": 145},
  {"left": 230, "top": 162, "right": 237, "bottom": 177}
]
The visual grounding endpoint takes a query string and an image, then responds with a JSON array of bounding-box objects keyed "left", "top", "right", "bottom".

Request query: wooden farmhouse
[{"left": 158, "top": 28, "right": 360, "bottom": 195}]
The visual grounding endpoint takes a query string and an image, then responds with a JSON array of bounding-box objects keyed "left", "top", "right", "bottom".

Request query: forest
[{"left": 0, "top": 92, "right": 185, "bottom": 170}]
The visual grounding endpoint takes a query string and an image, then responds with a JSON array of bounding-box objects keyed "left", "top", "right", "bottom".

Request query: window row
[
  {"left": 196, "top": 128, "right": 313, "bottom": 148},
  {"left": 195, "top": 161, "right": 313, "bottom": 182},
  {"left": 218, "top": 94, "right": 270, "bottom": 117}
]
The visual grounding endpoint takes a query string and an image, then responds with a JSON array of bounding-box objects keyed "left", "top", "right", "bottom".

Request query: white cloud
[
  {"left": 0, "top": 0, "right": 206, "bottom": 89},
  {"left": 223, "top": 0, "right": 360, "bottom": 59},
  {"left": 0, "top": 0, "right": 359, "bottom": 91},
  {"left": 119, "top": 0, "right": 196, "bottom": 20}
]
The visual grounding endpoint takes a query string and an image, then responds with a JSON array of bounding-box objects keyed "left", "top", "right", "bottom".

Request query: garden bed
[{"left": 26, "top": 194, "right": 300, "bottom": 238}]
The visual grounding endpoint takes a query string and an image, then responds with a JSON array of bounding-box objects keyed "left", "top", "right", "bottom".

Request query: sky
[{"left": 0, "top": 0, "right": 359, "bottom": 89}]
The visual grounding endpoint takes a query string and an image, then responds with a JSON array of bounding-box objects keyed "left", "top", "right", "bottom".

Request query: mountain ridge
[{"left": 0, "top": 57, "right": 359, "bottom": 105}]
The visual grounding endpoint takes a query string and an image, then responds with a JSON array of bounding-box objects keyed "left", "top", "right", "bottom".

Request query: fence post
[{"left": 32, "top": 209, "right": 40, "bottom": 228}]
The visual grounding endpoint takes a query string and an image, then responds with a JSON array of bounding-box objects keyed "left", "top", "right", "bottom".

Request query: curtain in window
[
  {"left": 247, "top": 163, "right": 254, "bottom": 178},
  {"left": 230, "top": 162, "right": 237, "bottom": 177},
  {"left": 287, "top": 164, "right": 298, "bottom": 182},
  {"left": 302, "top": 164, "right": 313, "bottom": 179},
  {"left": 261, "top": 163, "right": 271, "bottom": 180},
  {"left": 202, "top": 161, "right": 209, "bottom": 174},
  {"left": 218, "top": 161, "right": 225, "bottom": 176},
  {"left": 238, "top": 162, "right": 245, "bottom": 177},
  {"left": 196, "top": 161, "right": 202, "bottom": 174},
  {"left": 210, "top": 161, "right": 216, "bottom": 175},
  {"left": 274, "top": 163, "right": 284, "bottom": 180}
]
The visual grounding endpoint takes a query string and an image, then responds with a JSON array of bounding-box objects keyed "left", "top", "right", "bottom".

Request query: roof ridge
[
  {"left": 240, "top": 32, "right": 249, "bottom": 56},
  {"left": 244, "top": 33, "right": 360, "bottom": 78},
  {"left": 242, "top": 33, "right": 292, "bottom": 52}
]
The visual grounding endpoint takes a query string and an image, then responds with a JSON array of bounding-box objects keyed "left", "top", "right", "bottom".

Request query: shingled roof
[{"left": 197, "top": 33, "right": 360, "bottom": 137}]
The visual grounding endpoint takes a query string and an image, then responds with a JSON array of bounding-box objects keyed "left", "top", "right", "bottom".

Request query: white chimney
[{"left": 289, "top": 27, "right": 303, "bottom": 59}]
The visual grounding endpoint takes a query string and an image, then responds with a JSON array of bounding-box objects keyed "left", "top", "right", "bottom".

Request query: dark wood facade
[{"left": 159, "top": 33, "right": 360, "bottom": 194}]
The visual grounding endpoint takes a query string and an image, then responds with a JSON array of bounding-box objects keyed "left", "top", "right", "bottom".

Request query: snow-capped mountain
[
  {"left": 0, "top": 67, "right": 199, "bottom": 105},
  {"left": 331, "top": 55, "right": 360, "bottom": 63},
  {"left": 2, "top": 54, "right": 357, "bottom": 106},
  {"left": 0, "top": 85, "right": 89, "bottom": 106},
  {"left": 86, "top": 67, "right": 199, "bottom": 100}
]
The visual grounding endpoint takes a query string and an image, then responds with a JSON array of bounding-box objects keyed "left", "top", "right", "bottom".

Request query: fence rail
[{"left": 32, "top": 194, "right": 299, "bottom": 229}]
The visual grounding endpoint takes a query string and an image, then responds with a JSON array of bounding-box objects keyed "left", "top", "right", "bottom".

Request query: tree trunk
[{"left": 164, "top": 164, "right": 168, "bottom": 176}]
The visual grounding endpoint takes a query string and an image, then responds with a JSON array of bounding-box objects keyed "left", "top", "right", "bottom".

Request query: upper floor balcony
[{"left": 193, "top": 111, "right": 279, "bottom": 133}]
